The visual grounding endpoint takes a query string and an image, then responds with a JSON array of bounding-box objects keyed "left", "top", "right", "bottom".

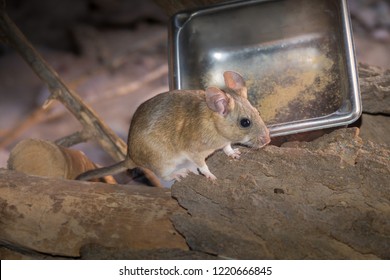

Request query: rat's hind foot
[{"left": 198, "top": 165, "right": 217, "bottom": 180}]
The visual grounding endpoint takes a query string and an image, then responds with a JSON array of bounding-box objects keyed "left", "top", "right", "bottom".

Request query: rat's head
[{"left": 205, "top": 71, "right": 271, "bottom": 148}]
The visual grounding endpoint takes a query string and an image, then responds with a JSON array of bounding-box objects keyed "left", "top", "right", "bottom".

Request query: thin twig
[
  {"left": 0, "top": 64, "right": 168, "bottom": 150},
  {"left": 55, "top": 131, "right": 89, "bottom": 147},
  {"left": 0, "top": 9, "right": 126, "bottom": 160}
]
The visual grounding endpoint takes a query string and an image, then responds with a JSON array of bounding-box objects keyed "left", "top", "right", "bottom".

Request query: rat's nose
[{"left": 259, "top": 128, "right": 271, "bottom": 147}]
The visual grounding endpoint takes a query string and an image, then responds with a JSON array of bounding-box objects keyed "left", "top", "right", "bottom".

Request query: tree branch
[{"left": 0, "top": 9, "right": 126, "bottom": 161}]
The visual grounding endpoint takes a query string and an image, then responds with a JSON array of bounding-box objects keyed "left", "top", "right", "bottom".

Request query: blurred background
[{"left": 0, "top": 0, "right": 389, "bottom": 170}]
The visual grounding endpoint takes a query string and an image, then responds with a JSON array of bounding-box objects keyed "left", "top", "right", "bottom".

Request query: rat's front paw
[
  {"left": 223, "top": 145, "right": 241, "bottom": 159},
  {"left": 229, "top": 148, "right": 241, "bottom": 159}
]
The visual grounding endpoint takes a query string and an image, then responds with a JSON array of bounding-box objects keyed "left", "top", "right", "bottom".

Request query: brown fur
[{"left": 77, "top": 71, "right": 270, "bottom": 186}]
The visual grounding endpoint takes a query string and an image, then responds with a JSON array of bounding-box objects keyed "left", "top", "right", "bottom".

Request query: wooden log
[
  {"left": 358, "top": 63, "right": 390, "bottom": 115},
  {"left": 171, "top": 128, "right": 390, "bottom": 259},
  {"left": 6, "top": 138, "right": 115, "bottom": 182},
  {"left": 0, "top": 170, "right": 187, "bottom": 258},
  {"left": 1, "top": 127, "right": 389, "bottom": 259}
]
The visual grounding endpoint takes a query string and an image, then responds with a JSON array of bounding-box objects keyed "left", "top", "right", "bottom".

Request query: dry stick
[
  {"left": 0, "top": 9, "right": 127, "bottom": 161},
  {"left": 0, "top": 64, "right": 168, "bottom": 149},
  {"left": 0, "top": 16, "right": 167, "bottom": 150},
  {"left": 54, "top": 63, "right": 168, "bottom": 147}
]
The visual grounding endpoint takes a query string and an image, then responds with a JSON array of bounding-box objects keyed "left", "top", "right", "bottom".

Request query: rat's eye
[{"left": 240, "top": 118, "right": 251, "bottom": 128}]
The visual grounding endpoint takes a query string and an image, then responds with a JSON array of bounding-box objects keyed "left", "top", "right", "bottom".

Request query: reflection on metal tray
[{"left": 168, "top": 0, "right": 361, "bottom": 137}]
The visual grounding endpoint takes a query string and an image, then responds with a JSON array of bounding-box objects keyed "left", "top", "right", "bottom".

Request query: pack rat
[{"left": 76, "top": 71, "right": 270, "bottom": 187}]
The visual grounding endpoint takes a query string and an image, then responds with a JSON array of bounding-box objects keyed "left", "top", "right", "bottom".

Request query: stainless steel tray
[{"left": 168, "top": 0, "right": 361, "bottom": 137}]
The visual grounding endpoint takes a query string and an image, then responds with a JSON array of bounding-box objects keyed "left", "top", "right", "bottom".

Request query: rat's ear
[
  {"left": 223, "top": 71, "right": 248, "bottom": 99},
  {"left": 205, "top": 87, "right": 231, "bottom": 116}
]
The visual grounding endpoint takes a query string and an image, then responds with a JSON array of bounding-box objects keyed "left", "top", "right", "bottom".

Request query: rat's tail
[
  {"left": 76, "top": 160, "right": 128, "bottom": 181},
  {"left": 76, "top": 158, "right": 163, "bottom": 188}
]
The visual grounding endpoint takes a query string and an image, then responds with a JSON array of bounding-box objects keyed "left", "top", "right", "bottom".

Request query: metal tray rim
[{"left": 168, "top": 0, "right": 362, "bottom": 137}]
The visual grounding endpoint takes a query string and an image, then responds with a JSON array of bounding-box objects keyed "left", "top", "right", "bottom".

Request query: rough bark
[
  {"left": 1, "top": 127, "right": 389, "bottom": 259},
  {"left": 0, "top": 170, "right": 187, "bottom": 258},
  {"left": 171, "top": 128, "right": 389, "bottom": 259},
  {"left": 359, "top": 63, "right": 390, "bottom": 115}
]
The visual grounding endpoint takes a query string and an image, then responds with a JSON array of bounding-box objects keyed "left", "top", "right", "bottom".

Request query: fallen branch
[
  {"left": 2, "top": 127, "right": 388, "bottom": 260},
  {"left": 0, "top": 169, "right": 187, "bottom": 258},
  {"left": 172, "top": 128, "right": 390, "bottom": 259},
  {"left": 0, "top": 65, "right": 168, "bottom": 150},
  {"left": 0, "top": 7, "right": 126, "bottom": 160}
]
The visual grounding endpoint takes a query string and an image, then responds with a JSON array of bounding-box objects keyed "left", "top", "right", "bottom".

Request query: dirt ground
[{"left": 0, "top": 0, "right": 389, "bottom": 175}]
